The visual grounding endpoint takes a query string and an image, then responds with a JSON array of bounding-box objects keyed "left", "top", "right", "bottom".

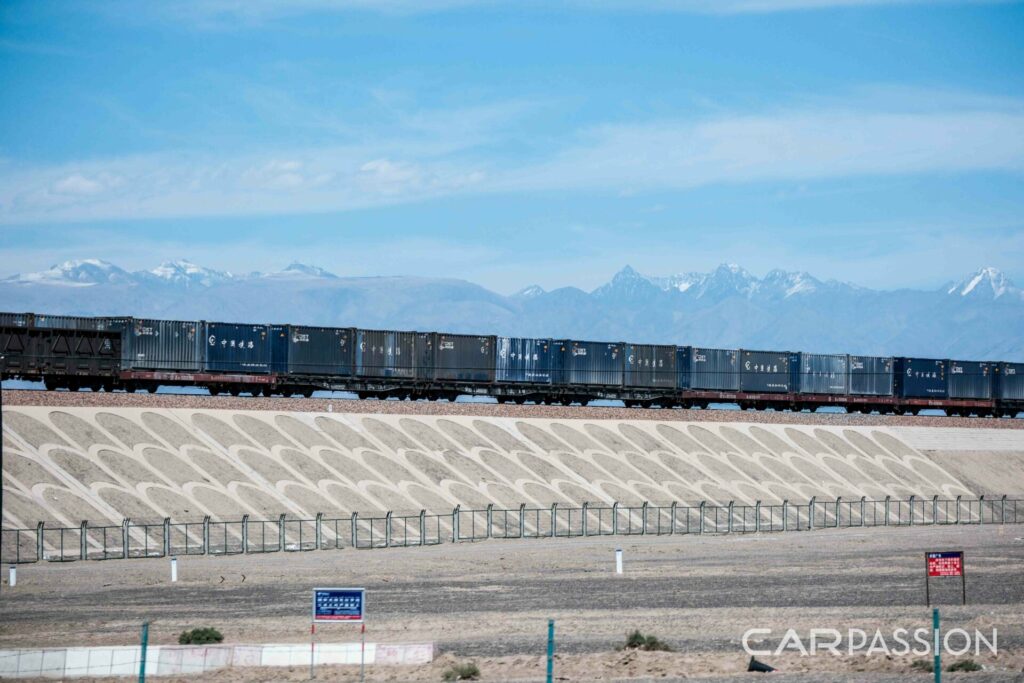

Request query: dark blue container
[
  {"left": 995, "top": 362, "right": 1024, "bottom": 400},
  {"left": 625, "top": 344, "right": 676, "bottom": 388},
  {"left": 355, "top": 329, "right": 416, "bottom": 379},
  {"left": 279, "top": 325, "right": 355, "bottom": 376},
  {"left": 849, "top": 356, "right": 894, "bottom": 396},
  {"left": 686, "top": 347, "right": 739, "bottom": 391},
  {"left": 205, "top": 322, "right": 272, "bottom": 374},
  {"left": 496, "top": 337, "right": 553, "bottom": 383},
  {"left": 947, "top": 360, "right": 992, "bottom": 399},
  {"left": 271, "top": 325, "right": 288, "bottom": 374},
  {"left": 559, "top": 340, "right": 624, "bottom": 387},
  {"left": 895, "top": 357, "right": 947, "bottom": 398}
]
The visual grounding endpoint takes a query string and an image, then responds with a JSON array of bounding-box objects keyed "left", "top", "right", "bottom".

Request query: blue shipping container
[
  {"left": 496, "top": 337, "right": 553, "bottom": 383},
  {"left": 895, "top": 357, "right": 947, "bottom": 398},
  {"left": 205, "top": 322, "right": 272, "bottom": 374}
]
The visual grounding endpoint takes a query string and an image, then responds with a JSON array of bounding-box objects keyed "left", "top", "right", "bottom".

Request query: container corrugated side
[
  {"left": 739, "top": 350, "right": 792, "bottom": 393},
  {"left": 34, "top": 314, "right": 115, "bottom": 331},
  {"left": 849, "top": 356, "right": 893, "bottom": 396},
  {"left": 432, "top": 333, "right": 495, "bottom": 382},
  {"left": 355, "top": 329, "right": 415, "bottom": 379},
  {"left": 687, "top": 347, "right": 738, "bottom": 391},
  {"left": 895, "top": 357, "right": 947, "bottom": 398},
  {"left": 624, "top": 344, "right": 677, "bottom": 388},
  {"left": 115, "top": 318, "right": 204, "bottom": 372},
  {"left": 205, "top": 322, "right": 271, "bottom": 374},
  {"left": 794, "top": 352, "right": 849, "bottom": 395},
  {"left": 948, "top": 360, "right": 992, "bottom": 399},
  {"left": 562, "top": 340, "right": 623, "bottom": 386},
  {"left": 285, "top": 325, "right": 355, "bottom": 376},
  {"left": 0, "top": 312, "right": 33, "bottom": 328},
  {"left": 496, "top": 337, "right": 553, "bottom": 383},
  {"left": 996, "top": 362, "right": 1024, "bottom": 400}
]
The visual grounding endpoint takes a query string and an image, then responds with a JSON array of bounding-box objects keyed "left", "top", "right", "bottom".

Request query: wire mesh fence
[{"left": 2, "top": 495, "right": 1021, "bottom": 565}]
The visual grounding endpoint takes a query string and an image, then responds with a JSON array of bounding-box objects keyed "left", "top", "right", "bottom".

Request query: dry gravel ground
[
  {"left": 5, "top": 389, "right": 1024, "bottom": 429},
  {"left": 2, "top": 525, "right": 1023, "bottom": 681}
]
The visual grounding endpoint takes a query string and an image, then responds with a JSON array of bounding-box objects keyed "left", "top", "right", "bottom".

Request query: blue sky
[{"left": 1, "top": 0, "right": 1023, "bottom": 293}]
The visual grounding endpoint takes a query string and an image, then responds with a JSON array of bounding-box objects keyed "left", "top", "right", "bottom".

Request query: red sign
[{"left": 927, "top": 551, "right": 963, "bottom": 577}]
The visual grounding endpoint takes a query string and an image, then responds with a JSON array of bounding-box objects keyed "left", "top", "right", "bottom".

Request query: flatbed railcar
[{"left": 0, "top": 311, "right": 1020, "bottom": 417}]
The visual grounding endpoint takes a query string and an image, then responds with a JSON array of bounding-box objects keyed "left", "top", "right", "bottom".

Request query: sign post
[
  {"left": 925, "top": 551, "right": 965, "bottom": 606},
  {"left": 312, "top": 587, "right": 366, "bottom": 681}
]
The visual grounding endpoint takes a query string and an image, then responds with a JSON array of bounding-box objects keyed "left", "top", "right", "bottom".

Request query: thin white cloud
[{"left": 1, "top": 91, "right": 1022, "bottom": 224}]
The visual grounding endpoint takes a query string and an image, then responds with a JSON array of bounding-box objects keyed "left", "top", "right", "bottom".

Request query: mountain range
[{"left": 1, "top": 259, "right": 1022, "bottom": 360}]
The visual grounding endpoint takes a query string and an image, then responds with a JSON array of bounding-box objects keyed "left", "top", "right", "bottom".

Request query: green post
[
  {"left": 933, "top": 608, "right": 940, "bottom": 683},
  {"left": 139, "top": 621, "right": 150, "bottom": 683},
  {"left": 546, "top": 619, "right": 555, "bottom": 683}
]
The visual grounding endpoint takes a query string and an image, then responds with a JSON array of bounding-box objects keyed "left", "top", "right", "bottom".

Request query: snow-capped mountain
[{"left": 0, "top": 259, "right": 1021, "bottom": 360}]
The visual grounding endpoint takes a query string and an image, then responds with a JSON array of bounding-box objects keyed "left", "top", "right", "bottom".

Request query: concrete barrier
[{"left": 0, "top": 642, "right": 433, "bottom": 678}]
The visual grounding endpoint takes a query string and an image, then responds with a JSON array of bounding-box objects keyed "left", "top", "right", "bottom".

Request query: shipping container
[
  {"left": 995, "top": 362, "right": 1024, "bottom": 401},
  {"left": 0, "top": 312, "right": 33, "bottom": 328},
  {"left": 205, "top": 322, "right": 272, "bottom": 374},
  {"left": 113, "top": 318, "right": 204, "bottom": 372},
  {"left": 624, "top": 344, "right": 677, "bottom": 388},
  {"left": 849, "top": 355, "right": 894, "bottom": 396},
  {"left": 895, "top": 357, "right": 947, "bottom": 398},
  {"left": 793, "top": 352, "right": 849, "bottom": 395},
  {"left": 33, "top": 314, "right": 116, "bottom": 331},
  {"left": 559, "top": 340, "right": 623, "bottom": 386},
  {"left": 431, "top": 333, "right": 495, "bottom": 382},
  {"left": 948, "top": 360, "right": 992, "bottom": 399},
  {"left": 495, "top": 337, "right": 553, "bottom": 384},
  {"left": 355, "top": 329, "right": 416, "bottom": 379},
  {"left": 271, "top": 325, "right": 288, "bottom": 374},
  {"left": 739, "top": 349, "right": 792, "bottom": 393},
  {"left": 276, "top": 325, "right": 355, "bottom": 376},
  {"left": 686, "top": 347, "right": 739, "bottom": 391}
]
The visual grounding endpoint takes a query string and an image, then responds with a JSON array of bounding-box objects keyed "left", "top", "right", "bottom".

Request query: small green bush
[
  {"left": 442, "top": 661, "right": 481, "bottom": 681},
  {"left": 910, "top": 660, "right": 933, "bottom": 672},
  {"left": 178, "top": 627, "right": 224, "bottom": 645},
  {"left": 623, "top": 629, "right": 673, "bottom": 652},
  {"left": 947, "top": 659, "right": 982, "bottom": 672}
]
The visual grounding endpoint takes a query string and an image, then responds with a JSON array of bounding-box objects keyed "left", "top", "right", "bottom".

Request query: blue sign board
[{"left": 313, "top": 587, "right": 365, "bottom": 623}]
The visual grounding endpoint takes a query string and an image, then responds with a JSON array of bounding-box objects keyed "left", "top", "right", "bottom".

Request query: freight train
[{"left": 1, "top": 312, "right": 1021, "bottom": 417}]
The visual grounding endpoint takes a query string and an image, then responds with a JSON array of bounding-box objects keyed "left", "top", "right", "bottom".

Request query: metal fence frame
[{"left": 2, "top": 495, "right": 1021, "bottom": 564}]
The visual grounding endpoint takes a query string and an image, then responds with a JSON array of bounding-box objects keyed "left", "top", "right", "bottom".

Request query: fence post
[
  {"left": 755, "top": 500, "right": 761, "bottom": 533},
  {"left": 670, "top": 502, "right": 677, "bottom": 535},
  {"left": 419, "top": 510, "right": 426, "bottom": 545},
  {"left": 582, "top": 502, "right": 589, "bottom": 537},
  {"left": 835, "top": 497, "right": 841, "bottom": 528},
  {"left": 278, "top": 514, "right": 286, "bottom": 552},
  {"left": 698, "top": 501, "right": 705, "bottom": 535},
  {"left": 486, "top": 504, "right": 494, "bottom": 539},
  {"left": 782, "top": 500, "right": 788, "bottom": 532},
  {"left": 202, "top": 516, "right": 210, "bottom": 555},
  {"left": 612, "top": 502, "right": 620, "bottom": 535},
  {"left": 932, "top": 496, "right": 938, "bottom": 525},
  {"left": 351, "top": 512, "right": 358, "bottom": 547},
  {"left": 979, "top": 495, "right": 985, "bottom": 525},
  {"left": 641, "top": 501, "right": 648, "bottom": 536},
  {"left": 80, "top": 520, "right": 88, "bottom": 560},
  {"left": 551, "top": 503, "right": 557, "bottom": 538},
  {"left": 1001, "top": 494, "right": 1007, "bottom": 524},
  {"left": 163, "top": 518, "right": 171, "bottom": 556},
  {"left": 884, "top": 496, "right": 890, "bottom": 526},
  {"left": 519, "top": 503, "right": 526, "bottom": 538},
  {"left": 452, "top": 505, "right": 460, "bottom": 542},
  {"left": 808, "top": 497, "right": 815, "bottom": 531},
  {"left": 860, "top": 497, "right": 866, "bottom": 527},
  {"left": 36, "top": 521, "right": 44, "bottom": 561},
  {"left": 122, "top": 519, "right": 130, "bottom": 559},
  {"left": 908, "top": 495, "right": 915, "bottom": 526},
  {"left": 955, "top": 495, "right": 961, "bottom": 524},
  {"left": 241, "top": 514, "right": 249, "bottom": 553},
  {"left": 727, "top": 501, "right": 734, "bottom": 533},
  {"left": 315, "top": 513, "right": 323, "bottom": 550},
  {"left": 385, "top": 511, "right": 392, "bottom": 547}
]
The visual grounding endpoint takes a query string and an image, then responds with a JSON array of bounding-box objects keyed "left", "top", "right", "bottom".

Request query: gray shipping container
[
  {"left": 433, "top": 333, "right": 495, "bottom": 382},
  {"left": 0, "top": 312, "right": 32, "bottom": 328},
  {"left": 895, "top": 357, "right": 947, "bottom": 398},
  {"left": 996, "top": 362, "right": 1024, "bottom": 401},
  {"left": 33, "top": 314, "right": 116, "bottom": 331},
  {"left": 849, "top": 356, "right": 894, "bottom": 396},
  {"left": 625, "top": 344, "right": 677, "bottom": 388},
  {"left": 948, "top": 360, "right": 992, "bottom": 399},
  {"left": 495, "top": 337, "right": 553, "bottom": 384},
  {"left": 561, "top": 340, "right": 623, "bottom": 386},
  {"left": 355, "top": 329, "right": 415, "bottom": 379},
  {"left": 285, "top": 325, "right": 355, "bottom": 376},
  {"left": 794, "top": 352, "right": 849, "bottom": 395},
  {"left": 687, "top": 347, "right": 739, "bottom": 391},
  {"left": 740, "top": 349, "right": 792, "bottom": 393},
  {"left": 205, "top": 322, "right": 272, "bottom": 374},
  {"left": 115, "top": 318, "right": 204, "bottom": 372}
]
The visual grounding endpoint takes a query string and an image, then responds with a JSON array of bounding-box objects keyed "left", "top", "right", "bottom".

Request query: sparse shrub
[
  {"left": 623, "top": 629, "right": 673, "bottom": 652},
  {"left": 178, "top": 627, "right": 224, "bottom": 645},
  {"left": 442, "top": 661, "right": 481, "bottom": 681},
  {"left": 910, "top": 660, "right": 933, "bottom": 672},
  {"left": 947, "top": 659, "right": 982, "bottom": 672}
]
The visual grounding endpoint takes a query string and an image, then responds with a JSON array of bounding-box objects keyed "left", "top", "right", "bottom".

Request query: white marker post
[
  {"left": 170, "top": 556, "right": 178, "bottom": 583},
  {"left": 615, "top": 548, "right": 623, "bottom": 574},
  {"left": 9, "top": 565, "right": 16, "bottom": 588}
]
